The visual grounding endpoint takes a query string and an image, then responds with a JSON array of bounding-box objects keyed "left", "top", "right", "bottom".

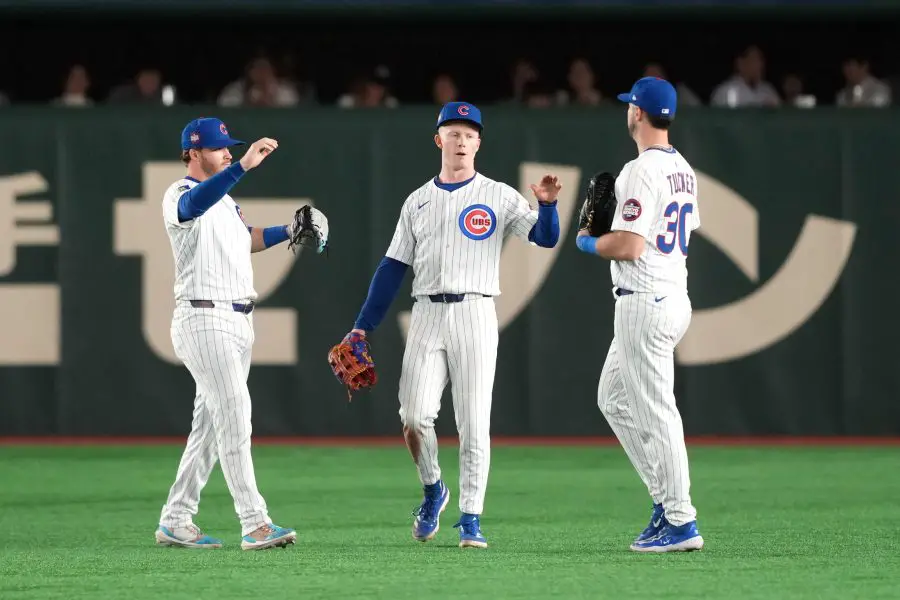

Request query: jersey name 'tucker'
[
  {"left": 162, "top": 178, "right": 257, "bottom": 302},
  {"left": 386, "top": 173, "right": 538, "bottom": 297},
  {"left": 610, "top": 148, "right": 701, "bottom": 295}
]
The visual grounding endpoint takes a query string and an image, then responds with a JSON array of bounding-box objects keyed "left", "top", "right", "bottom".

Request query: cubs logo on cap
[
  {"left": 181, "top": 117, "right": 246, "bottom": 150},
  {"left": 458, "top": 204, "right": 496, "bottom": 240},
  {"left": 437, "top": 101, "right": 483, "bottom": 132}
]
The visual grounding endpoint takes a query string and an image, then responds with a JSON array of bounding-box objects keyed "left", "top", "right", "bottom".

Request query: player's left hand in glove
[
  {"left": 288, "top": 205, "right": 329, "bottom": 255},
  {"left": 578, "top": 171, "right": 617, "bottom": 236},
  {"left": 327, "top": 331, "right": 377, "bottom": 401}
]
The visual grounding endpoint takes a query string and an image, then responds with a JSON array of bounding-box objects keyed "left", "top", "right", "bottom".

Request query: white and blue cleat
[
  {"left": 155, "top": 524, "right": 223, "bottom": 549},
  {"left": 630, "top": 520, "right": 704, "bottom": 552},
  {"left": 635, "top": 502, "right": 668, "bottom": 543},
  {"left": 454, "top": 514, "right": 488, "bottom": 549},
  {"left": 240, "top": 523, "right": 297, "bottom": 551},
  {"left": 412, "top": 480, "right": 450, "bottom": 542}
]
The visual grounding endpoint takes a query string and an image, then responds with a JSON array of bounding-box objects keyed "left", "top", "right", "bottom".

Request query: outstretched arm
[
  {"left": 248, "top": 225, "right": 290, "bottom": 253},
  {"left": 177, "top": 162, "right": 246, "bottom": 222},
  {"left": 351, "top": 256, "right": 410, "bottom": 334},
  {"left": 176, "top": 137, "right": 279, "bottom": 222}
]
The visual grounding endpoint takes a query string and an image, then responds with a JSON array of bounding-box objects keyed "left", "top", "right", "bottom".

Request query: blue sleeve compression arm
[
  {"left": 262, "top": 225, "right": 289, "bottom": 247},
  {"left": 177, "top": 162, "right": 246, "bottom": 222},
  {"left": 527, "top": 201, "right": 560, "bottom": 247},
  {"left": 576, "top": 234, "right": 599, "bottom": 255},
  {"left": 353, "top": 256, "right": 410, "bottom": 332},
  {"left": 246, "top": 225, "right": 291, "bottom": 248}
]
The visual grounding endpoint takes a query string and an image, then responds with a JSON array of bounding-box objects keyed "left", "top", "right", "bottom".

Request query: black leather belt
[
  {"left": 615, "top": 288, "right": 634, "bottom": 297},
  {"left": 189, "top": 299, "right": 255, "bottom": 314},
  {"left": 425, "top": 293, "right": 491, "bottom": 303}
]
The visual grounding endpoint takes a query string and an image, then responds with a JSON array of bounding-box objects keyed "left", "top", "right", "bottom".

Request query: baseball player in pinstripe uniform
[
  {"left": 342, "top": 102, "right": 561, "bottom": 548},
  {"left": 155, "top": 117, "right": 324, "bottom": 550},
  {"left": 576, "top": 78, "right": 704, "bottom": 552}
]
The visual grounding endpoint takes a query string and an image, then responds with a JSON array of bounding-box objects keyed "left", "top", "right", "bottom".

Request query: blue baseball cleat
[
  {"left": 412, "top": 480, "right": 450, "bottom": 542},
  {"left": 155, "top": 524, "right": 223, "bottom": 549},
  {"left": 635, "top": 502, "right": 668, "bottom": 543},
  {"left": 630, "top": 520, "right": 704, "bottom": 552},
  {"left": 240, "top": 523, "right": 297, "bottom": 551},
  {"left": 454, "top": 513, "right": 488, "bottom": 549}
]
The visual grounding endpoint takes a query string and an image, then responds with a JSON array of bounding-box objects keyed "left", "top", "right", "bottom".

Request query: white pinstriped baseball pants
[
  {"left": 398, "top": 296, "right": 498, "bottom": 515},
  {"left": 159, "top": 305, "right": 271, "bottom": 536},
  {"left": 597, "top": 291, "right": 698, "bottom": 526}
]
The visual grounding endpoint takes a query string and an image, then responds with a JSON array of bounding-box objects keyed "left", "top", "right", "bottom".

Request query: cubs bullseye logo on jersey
[{"left": 459, "top": 204, "right": 497, "bottom": 240}]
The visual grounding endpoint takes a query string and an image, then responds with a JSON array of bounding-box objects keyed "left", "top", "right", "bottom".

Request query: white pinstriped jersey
[
  {"left": 162, "top": 178, "right": 257, "bottom": 302},
  {"left": 386, "top": 172, "right": 539, "bottom": 297},
  {"left": 610, "top": 147, "right": 701, "bottom": 295}
]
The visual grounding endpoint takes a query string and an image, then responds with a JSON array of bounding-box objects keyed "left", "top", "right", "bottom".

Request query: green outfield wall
[{"left": 0, "top": 107, "right": 895, "bottom": 437}]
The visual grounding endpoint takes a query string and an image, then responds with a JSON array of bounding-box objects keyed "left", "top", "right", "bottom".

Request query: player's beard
[{"left": 199, "top": 155, "right": 228, "bottom": 177}]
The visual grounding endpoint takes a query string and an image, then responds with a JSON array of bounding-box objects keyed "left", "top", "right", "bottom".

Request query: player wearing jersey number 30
[
  {"left": 576, "top": 77, "right": 704, "bottom": 552},
  {"left": 155, "top": 118, "right": 326, "bottom": 551},
  {"left": 339, "top": 102, "right": 561, "bottom": 548}
]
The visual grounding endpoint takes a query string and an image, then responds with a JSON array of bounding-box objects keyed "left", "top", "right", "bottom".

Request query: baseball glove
[
  {"left": 288, "top": 205, "right": 329, "bottom": 255},
  {"left": 327, "top": 332, "right": 377, "bottom": 401},
  {"left": 577, "top": 171, "right": 618, "bottom": 237}
]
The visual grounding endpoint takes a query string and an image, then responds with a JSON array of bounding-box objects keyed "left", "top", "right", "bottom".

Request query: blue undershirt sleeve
[
  {"left": 576, "top": 234, "right": 599, "bottom": 255},
  {"left": 353, "top": 256, "right": 410, "bottom": 332},
  {"left": 177, "top": 162, "right": 246, "bottom": 222},
  {"left": 262, "top": 225, "right": 289, "bottom": 247},
  {"left": 527, "top": 201, "right": 560, "bottom": 247}
]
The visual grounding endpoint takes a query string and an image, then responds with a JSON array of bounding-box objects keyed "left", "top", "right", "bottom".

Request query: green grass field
[{"left": 1, "top": 443, "right": 897, "bottom": 599}]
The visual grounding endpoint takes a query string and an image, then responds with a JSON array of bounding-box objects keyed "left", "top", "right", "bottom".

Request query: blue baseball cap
[
  {"left": 436, "top": 101, "right": 483, "bottom": 132},
  {"left": 616, "top": 77, "right": 677, "bottom": 119},
  {"left": 181, "top": 117, "right": 245, "bottom": 151}
]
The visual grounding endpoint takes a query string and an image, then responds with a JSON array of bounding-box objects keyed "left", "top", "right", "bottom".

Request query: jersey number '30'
[{"left": 656, "top": 201, "right": 694, "bottom": 255}]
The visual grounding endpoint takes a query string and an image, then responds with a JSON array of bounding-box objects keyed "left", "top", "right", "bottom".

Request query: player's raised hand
[
  {"left": 239, "top": 137, "right": 279, "bottom": 171},
  {"left": 529, "top": 174, "right": 562, "bottom": 204}
]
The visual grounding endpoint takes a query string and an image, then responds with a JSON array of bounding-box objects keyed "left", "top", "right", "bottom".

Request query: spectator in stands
[
  {"left": 53, "top": 64, "right": 93, "bottom": 107},
  {"left": 502, "top": 58, "right": 539, "bottom": 105},
  {"left": 108, "top": 67, "right": 165, "bottom": 104},
  {"left": 278, "top": 51, "right": 317, "bottom": 104},
  {"left": 836, "top": 56, "right": 892, "bottom": 107},
  {"left": 555, "top": 58, "right": 604, "bottom": 106},
  {"left": 643, "top": 62, "right": 702, "bottom": 106},
  {"left": 710, "top": 45, "right": 780, "bottom": 108},
  {"left": 523, "top": 80, "right": 555, "bottom": 108},
  {"left": 337, "top": 65, "right": 399, "bottom": 108},
  {"left": 432, "top": 74, "right": 458, "bottom": 105},
  {"left": 218, "top": 56, "right": 300, "bottom": 107},
  {"left": 781, "top": 73, "right": 816, "bottom": 108}
]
